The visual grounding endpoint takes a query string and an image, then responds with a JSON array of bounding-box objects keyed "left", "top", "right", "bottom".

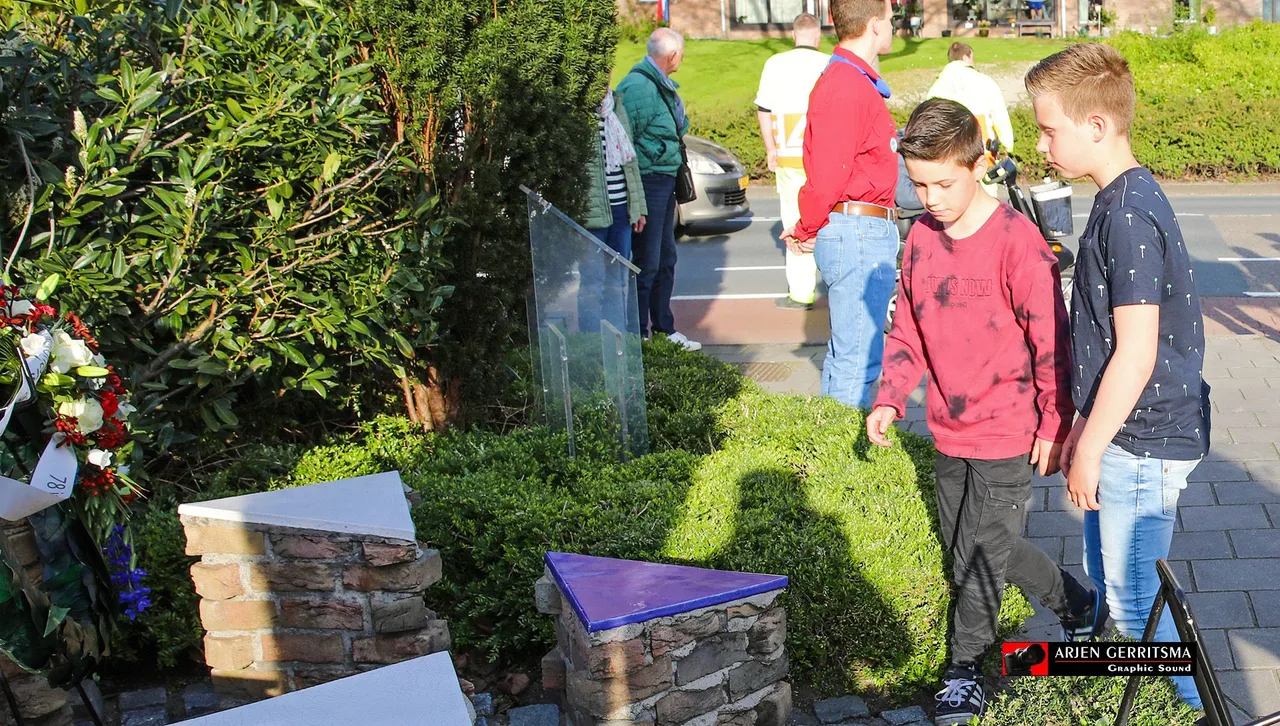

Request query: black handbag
[
  {"left": 633, "top": 69, "right": 697, "bottom": 204},
  {"left": 674, "top": 142, "right": 697, "bottom": 205}
]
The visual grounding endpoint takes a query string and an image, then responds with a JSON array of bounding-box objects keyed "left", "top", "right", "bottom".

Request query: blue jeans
[
  {"left": 634, "top": 174, "right": 678, "bottom": 336},
  {"left": 579, "top": 204, "right": 634, "bottom": 336},
  {"left": 1082, "top": 445, "right": 1203, "bottom": 708},
  {"left": 589, "top": 203, "right": 633, "bottom": 260},
  {"left": 812, "top": 212, "right": 899, "bottom": 408}
]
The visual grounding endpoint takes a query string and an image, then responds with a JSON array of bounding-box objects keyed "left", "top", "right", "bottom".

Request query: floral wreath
[{"left": 0, "top": 280, "right": 150, "bottom": 687}]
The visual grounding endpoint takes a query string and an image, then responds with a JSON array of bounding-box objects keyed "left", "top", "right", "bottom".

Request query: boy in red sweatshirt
[{"left": 866, "top": 98, "right": 1104, "bottom": 726}]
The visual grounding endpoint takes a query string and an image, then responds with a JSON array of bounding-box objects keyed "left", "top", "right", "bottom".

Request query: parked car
[{"left": 676, "top": 135, "right": 749, "bottom": 234}]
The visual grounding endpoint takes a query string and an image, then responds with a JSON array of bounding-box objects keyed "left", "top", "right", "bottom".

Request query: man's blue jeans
[
  {"left": 634, "top": 174, "right": 678, "bottom": 336},
  {"left": 812, "top": 212, "right": 899, "bottom": 408},
  {"left": 1082, "top": 445, "right": 1203, "bottom": 709}
]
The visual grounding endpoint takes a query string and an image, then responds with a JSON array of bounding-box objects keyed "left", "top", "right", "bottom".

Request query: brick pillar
[
  {"left": 182, "top": 517, "right": 450, "bottom": 701},
  {"left": 537, "top": 573, "right": 791, "bottom": 726},
  {"left": 0, "top": 521, "right": 72, "bottom": 726}
]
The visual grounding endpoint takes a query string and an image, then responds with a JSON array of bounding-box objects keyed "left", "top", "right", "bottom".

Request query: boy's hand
[
  {"left": 1059, "top": 417, "right": 1087, "bottom": 478},
  {"left": 1030, "top": 438, "right": 1063, "bottom": 477},
  {"left": 866, "top": 406, "right": 897, "bottom": 447},
  {"left": 1066, "top": 451, "right": 1102, "bottom": 511}
]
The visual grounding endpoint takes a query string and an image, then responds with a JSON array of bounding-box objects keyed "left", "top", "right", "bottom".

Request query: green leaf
[
  {"left": 42, "top": 605, "right": 69, "bottom": 637},
  {"left": 36, "top": 274, "right": 61, "bottom": 301},
  {"left": 390, "top": 331, "right": 415, "bottom": 359},
  {"left": 226, "top": 97, "right": 247, "bottom": 122},
  {"left": 321, "top": 152, "right": 342, "bottom": 182},
  {"left": 74, "top": 366, "right": 110, "bottom": 378}
]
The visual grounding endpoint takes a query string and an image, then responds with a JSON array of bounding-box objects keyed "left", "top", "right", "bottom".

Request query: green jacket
[
  {"left": 615, "top": 59, "right": 690, "bottom": 177},
  {"left": 582, "top": 97, "right": 647, "bottom": 229}
]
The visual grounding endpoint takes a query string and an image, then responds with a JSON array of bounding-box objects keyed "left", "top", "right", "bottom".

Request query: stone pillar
[
  {"left": 180, "top": 473, "right": 450, "bottom": 702},
  {"left": 0, "top": 521, "right": 73, "bottom": 726},
  {"left": 537, "top": 571, "right": 791, "bottom": 726}
]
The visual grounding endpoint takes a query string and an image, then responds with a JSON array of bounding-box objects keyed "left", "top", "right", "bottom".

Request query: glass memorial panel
[{"left": 524, "top": 187, "right": 649, "bottom": 459}]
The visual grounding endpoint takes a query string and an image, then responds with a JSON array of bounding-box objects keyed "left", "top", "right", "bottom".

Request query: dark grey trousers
[{"left": 936, "top": 452, "right": 1089, "bottom": 665}]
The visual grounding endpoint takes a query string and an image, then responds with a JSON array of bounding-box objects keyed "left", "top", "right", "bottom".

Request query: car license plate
[{"left": 738, "top": 176, "right": 749, "bottom": 190}]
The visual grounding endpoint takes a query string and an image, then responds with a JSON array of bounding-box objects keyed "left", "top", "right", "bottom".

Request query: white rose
[
  {"left": 115, "top": 401, "right": 136, "bottom": 421},
  {"left": 50, "top": 330, "right": 95, "bottom": 374},
  {"left": 10, "top": 300, "right": 34, "bottom": 317},
  {"left": 20, "top": 333, "right": 48, "bottom": 359},
  {"left": 58, "top": 398, "right": 105, "bottom": 434},
  {"left": 87, "top": 449, "right": 112, "bottom": 468}
]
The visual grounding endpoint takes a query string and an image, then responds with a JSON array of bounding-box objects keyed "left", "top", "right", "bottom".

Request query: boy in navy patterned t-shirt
[{"left": 1026, "top": 44, "right": 1210, "bottom": 710}]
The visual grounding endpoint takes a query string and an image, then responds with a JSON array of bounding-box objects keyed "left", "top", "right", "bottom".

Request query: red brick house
[{"left": 630, "top": 0, "right": 1275, "bottom": 39}]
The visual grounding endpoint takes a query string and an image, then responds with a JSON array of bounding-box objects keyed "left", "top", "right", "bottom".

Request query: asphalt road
[{"left": 672, "top": 185, "right": 1280, "bottom": 301}]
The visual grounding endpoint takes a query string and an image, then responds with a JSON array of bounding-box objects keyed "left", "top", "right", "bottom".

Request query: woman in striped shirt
[{"left": 580, "top": 81, "right": 647, "bottom": 259}]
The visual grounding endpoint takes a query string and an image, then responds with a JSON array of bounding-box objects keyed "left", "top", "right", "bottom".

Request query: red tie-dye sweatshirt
[{"left": 874, "top": 202, "right": 1075, "bottom": 459}]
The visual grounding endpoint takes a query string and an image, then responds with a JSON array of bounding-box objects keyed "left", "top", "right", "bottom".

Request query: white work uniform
[
  {"left": 755, "top": 46, "right": 829, "bottom": 305},
  {"left": 927, "top": 62, "right": 1015, "bottom": 194}
]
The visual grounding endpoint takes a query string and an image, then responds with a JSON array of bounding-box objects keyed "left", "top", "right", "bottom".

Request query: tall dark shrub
[{"left": 349, "top": 0, "right": 619, "bottom": 427}]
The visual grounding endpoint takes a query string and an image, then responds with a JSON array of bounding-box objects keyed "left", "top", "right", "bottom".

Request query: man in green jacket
[{"left": 616, "top": 27, "right": 701, "bottom": 352}]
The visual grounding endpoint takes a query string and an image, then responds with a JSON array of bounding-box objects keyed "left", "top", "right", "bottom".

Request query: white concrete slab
[
  {"left": 177, "top": 471, "right": 414, "bottom": 541},
  {"left": 182, "top": 652, "right": 472, "bottom": 725}
]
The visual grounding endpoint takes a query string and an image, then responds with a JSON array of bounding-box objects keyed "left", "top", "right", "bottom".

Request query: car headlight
[{"left": 688, "top": 154, "right": 725, "bottom": 175}]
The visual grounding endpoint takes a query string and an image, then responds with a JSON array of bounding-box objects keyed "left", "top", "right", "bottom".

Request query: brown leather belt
[{"left": 831, "top": 200, "right": 898, "bottom": 222}]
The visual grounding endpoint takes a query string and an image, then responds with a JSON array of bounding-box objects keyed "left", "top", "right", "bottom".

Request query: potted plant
[
  {"left": 978, "top": 19, "right": 991, "bottom": 36},
  {"left": 1098, "top": 6, "right": 1117, "bottom": 36},
  {"left": 1202, "top": 2, "right": 1217, "bottom": 33}
]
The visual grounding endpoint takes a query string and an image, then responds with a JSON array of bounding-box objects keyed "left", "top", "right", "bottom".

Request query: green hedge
[
  {"left": 706, "top": 23, "right": 1279, "bottom": 183},
  {"left": 284, "top": 341, "right": 1031, "bottom": 698}
]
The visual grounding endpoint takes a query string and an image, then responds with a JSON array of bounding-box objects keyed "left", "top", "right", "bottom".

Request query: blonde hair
[{"left": 1025, "top": 43, "right": 1136, "bottom": 136}]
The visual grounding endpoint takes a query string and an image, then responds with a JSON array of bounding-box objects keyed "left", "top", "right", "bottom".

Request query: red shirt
[
  {"left": 873, "top": 203, "right": 1075, "bottom": 459},
  {"left": 795, "top": 48, "right": 898, "bottom": 241}
]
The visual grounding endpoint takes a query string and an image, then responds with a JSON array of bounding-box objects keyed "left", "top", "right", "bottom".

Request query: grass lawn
[{"left": 612, "top": 36, "right": 1068, "bottom": 115}]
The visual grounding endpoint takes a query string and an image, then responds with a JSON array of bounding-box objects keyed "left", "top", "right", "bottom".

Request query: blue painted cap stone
[{"left": 544, "top": 552, "right": 788, "bottom": 632}]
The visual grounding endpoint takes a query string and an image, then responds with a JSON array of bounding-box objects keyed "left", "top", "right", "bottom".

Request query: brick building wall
[{"left": 653, "top": 0, "right": 1270, "bottom": 40}]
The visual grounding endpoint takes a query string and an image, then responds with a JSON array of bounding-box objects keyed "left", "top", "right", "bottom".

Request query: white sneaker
[{"left": 667, "top": 332, "right": 702, "bottom": 352}]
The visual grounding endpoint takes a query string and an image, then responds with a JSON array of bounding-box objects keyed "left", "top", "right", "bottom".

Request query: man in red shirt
[{"left": 781, "top": 0, "right": 899, "bottom": 409}]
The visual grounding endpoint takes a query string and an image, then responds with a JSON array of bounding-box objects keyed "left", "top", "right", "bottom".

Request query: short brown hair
[
  {"left": 830, "top": 0, "right": 887, "bottom": 41},
  {"left": 793, "top": 12, "right": 820, "bottom": 32},
  {"left": 948, "top": 42, "right": 973, "bottom": 62},
  {"left": 1025, "top": 42, "right": 1136, "bottom": 136},
  {"left": 899, "top": 98, "right": 985, "bottom": 168}
]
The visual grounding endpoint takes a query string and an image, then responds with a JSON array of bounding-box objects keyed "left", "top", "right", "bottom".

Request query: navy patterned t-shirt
[{"left": 1071, "top": 167, "right": 1211, "bottom": 461}]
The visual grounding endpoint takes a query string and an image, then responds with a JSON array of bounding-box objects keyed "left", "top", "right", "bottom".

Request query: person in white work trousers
[
  {"left": 927, "top": 42, "right": 1014, "bottom": 195},
  {"left": 754, "top": 13, "right": 829, "bottom": 311}
]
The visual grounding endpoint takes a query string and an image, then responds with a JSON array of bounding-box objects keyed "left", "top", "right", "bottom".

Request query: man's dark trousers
[{"left": 634, "top": 173, "right": 678, "bottom": 336}]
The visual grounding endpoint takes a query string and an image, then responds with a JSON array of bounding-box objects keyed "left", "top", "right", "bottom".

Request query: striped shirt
[{"left": 600, "top": 120, "right": 628, "bottom": 207}]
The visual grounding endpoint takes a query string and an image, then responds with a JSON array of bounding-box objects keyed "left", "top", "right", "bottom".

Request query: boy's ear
[
  {"left": 1088, "top": 113, "right": 1109, "bottom": 142},
  {"left": 973, "top": 155, "right": 991, "bottom": 181}
]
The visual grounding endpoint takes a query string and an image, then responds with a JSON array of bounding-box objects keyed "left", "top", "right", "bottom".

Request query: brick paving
[{"left": 705, "top": 332, "right": 1280, "bottom": 721}]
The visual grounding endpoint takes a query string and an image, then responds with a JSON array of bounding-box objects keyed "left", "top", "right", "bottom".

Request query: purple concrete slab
[{"left": 545, "top": 552, "right": 788, "bottom": 632}]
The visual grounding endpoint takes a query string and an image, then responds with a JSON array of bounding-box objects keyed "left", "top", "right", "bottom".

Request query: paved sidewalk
[{"left": 705, "top": 333, "right": 1280, "bottom": 722}]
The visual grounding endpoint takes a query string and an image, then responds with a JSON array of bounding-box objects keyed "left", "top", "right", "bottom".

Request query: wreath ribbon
[{"left": 0, "top": 330, "right": 79, "bottom": 520}]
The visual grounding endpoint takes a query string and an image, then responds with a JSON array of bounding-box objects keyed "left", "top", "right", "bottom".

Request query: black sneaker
[
  {"left": 1061, "top": 588, "right": 1109, "bottom": 641},
  {"left": 774, "top": 297, "right": 814, "bottom": 311},
  {"left": 934, "top": 665, "right": 984, "bottom": 726}
]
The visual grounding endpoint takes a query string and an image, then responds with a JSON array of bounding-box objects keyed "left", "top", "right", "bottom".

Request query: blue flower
[{"left": 103, "top": 525, "right": 151, "bottom": 620}]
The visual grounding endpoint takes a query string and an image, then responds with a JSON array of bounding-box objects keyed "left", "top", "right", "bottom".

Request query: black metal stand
[
  {"left": 75, "top": 680, "right": 105, "bottom": 726},
  {"left": 0, "top": 667, "right": 28, "bottom": 726}
]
